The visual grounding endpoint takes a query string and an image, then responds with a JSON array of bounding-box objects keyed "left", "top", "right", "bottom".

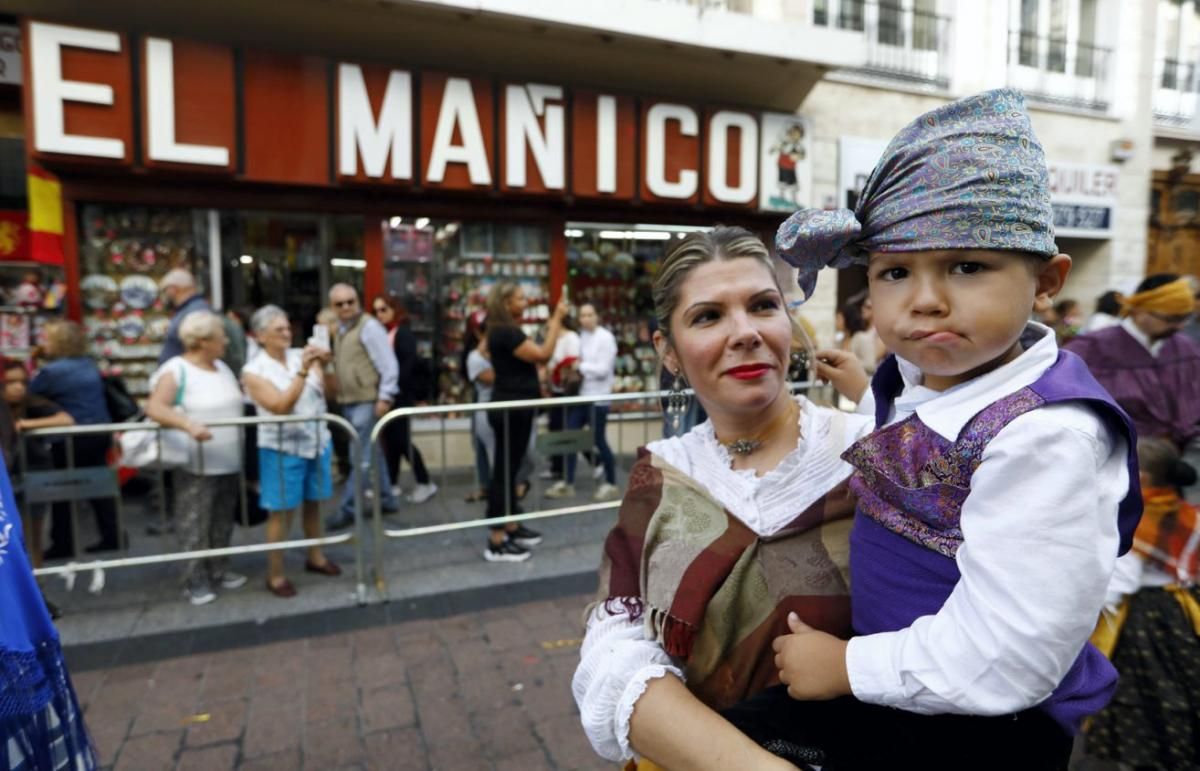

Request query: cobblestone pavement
[{"left": 71, "top": 592, "right": 611, "bottom": 771}]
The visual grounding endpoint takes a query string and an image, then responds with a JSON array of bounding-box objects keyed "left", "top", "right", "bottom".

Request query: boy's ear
[{"left": 1034, "top": 253, "right": 1072, "bottom": 307}]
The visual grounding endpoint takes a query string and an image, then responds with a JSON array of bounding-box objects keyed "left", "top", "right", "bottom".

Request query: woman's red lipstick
[{"left": 725, "top": 363, "right": 773, "bottom": 380}]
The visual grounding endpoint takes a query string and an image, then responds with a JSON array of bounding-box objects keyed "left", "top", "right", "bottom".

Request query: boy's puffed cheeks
[{"left": 866, "top": 249, "right": 1072, "bottom": 392}]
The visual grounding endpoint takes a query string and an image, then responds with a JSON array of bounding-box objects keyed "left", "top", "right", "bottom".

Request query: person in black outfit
[
  {"left": 371, "top": 294, "right": 437, "bottom": 504},
  {"left": 482, "top": 282, "right": 568, "bottom": 562}
]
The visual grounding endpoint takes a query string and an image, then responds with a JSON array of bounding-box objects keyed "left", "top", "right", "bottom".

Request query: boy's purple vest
[{"left": 843, "top": 350, "right": 1142, "bottom": 735}]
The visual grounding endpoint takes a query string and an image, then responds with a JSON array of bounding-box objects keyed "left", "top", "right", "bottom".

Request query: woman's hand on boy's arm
[
  {"left": 814, "top": 349, "right": 870, "bottom": 403},
  {"left": 773, "top": 612, "right": 852, "bottom": 701}
]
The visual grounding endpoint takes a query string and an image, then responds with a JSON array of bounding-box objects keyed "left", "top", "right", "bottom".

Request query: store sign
[
  {"left": 1047, "top": 162, "right": 1118, "bottom": 239},
  {"left": 759, "top": 114, "right": 813, "bottom": 212},
  {"left": 24, "top": 19, "right": 808, "bottom": 211},
  {"left": 0, "top": 25, "right": 20, "bottom": 85}
]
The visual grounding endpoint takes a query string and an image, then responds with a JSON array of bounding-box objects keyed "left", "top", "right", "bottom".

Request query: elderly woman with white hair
[
  {"left": 146, "top": 310, "right": 246, "bottom": 606},
  {"left": 242, "top": 304, "right": 340, "bottom": 599}
]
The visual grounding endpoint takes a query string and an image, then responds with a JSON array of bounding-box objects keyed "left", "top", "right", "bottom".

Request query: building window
[
  {"left": 1155, "top": 0, "right": 1200, "bottom": 127},
  {"left": 815, "top": 0, "right": 951, "bottom": 86},
  {"left": 1009, "top": 0, "right": 1111, "bottom": 110}
]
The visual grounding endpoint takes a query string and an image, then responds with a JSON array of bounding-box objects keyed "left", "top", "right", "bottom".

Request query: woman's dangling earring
[
  {"left": 789, "top": 350, "right": 809, "bottom": 383},
  {"left": 667, "top": 370, "right": 689, "bottom": 434}
]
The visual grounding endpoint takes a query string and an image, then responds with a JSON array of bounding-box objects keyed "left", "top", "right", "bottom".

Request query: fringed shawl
[{"left": 595, "top": 448, "right": 856, "bottom": 710}]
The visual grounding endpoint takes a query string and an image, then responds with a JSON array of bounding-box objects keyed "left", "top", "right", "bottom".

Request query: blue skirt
[{"left": 1, "top": 639, "right": 97, "bottom": 771}]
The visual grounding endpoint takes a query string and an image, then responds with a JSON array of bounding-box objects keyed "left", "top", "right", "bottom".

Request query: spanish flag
[{"left": 27, "top": 165, "right": 65, "bottom": 266}]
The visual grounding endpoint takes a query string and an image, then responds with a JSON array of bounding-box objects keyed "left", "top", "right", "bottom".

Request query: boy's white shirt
[{"left": 846, "top": 321, "right": 1129, "bottom": 716}]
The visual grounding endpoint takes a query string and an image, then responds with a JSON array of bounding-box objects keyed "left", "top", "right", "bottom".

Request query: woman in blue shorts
[{"left": 242, "top": 305, "right": 341, "bottom": 598}]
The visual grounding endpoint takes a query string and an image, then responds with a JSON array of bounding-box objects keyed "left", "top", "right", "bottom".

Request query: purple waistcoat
[{"left": 843, "top": 350, "right": 1142, "bottom": 735}]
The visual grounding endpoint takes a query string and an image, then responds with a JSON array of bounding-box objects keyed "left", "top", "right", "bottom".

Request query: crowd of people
[{"left": 0, "top": 263, "right": 636, "bottom": 603}]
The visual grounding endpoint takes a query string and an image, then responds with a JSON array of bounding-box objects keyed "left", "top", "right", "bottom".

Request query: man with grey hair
[
  {"left": 326, "top": 283, "right": 400, "bottom": 529},
  {"left": 158, "top": 268, "right": 211, "bottom": 365}
]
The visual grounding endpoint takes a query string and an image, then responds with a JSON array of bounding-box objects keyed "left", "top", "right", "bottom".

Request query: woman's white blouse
[{"left": 571, "top": 397, "right": 872, "bottom": 761}]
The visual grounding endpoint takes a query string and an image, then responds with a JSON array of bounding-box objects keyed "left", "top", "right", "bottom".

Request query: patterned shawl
[{"left": 595, "top": 449, "right": 855, "bottom": 710}]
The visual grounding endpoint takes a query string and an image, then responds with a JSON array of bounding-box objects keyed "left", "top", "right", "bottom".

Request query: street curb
[{"left": 63, "top": 570, "right": 598, "bottom": 672}]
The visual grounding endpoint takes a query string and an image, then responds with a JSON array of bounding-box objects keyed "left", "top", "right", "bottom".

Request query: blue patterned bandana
[{"left": 778, "top": 89, "right": 1057, "bottom": 302}]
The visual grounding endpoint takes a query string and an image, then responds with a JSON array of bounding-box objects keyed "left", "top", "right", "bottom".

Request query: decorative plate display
[
  {"left": 81, "top": 275, "right": 119, "bottom": 310},
  {"left": 120, "top": 275, "right": 159, "bottom": 309},
  {"left": 116, "top": 314, "right": 146, "bottom": 342}
]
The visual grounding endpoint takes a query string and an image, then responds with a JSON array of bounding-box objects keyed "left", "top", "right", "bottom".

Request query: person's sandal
[
  {"left": 515, "top": 481, "right": 530, "bottom": 500},
  {"left": 464, "top": 490, "right": 486, "bottom": 503},
  {"left": 266, "top": 578, "right": 297, "bottom": 598},
  {"left": 304, "top": 560, "right": 342, "bottom": 577}
]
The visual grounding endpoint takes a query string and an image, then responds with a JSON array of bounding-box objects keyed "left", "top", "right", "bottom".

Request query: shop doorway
[{"left": 221, "top": 213, "right": 365, "bottom": 338}]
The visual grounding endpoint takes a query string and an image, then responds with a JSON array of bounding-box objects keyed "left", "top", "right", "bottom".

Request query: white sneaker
[
  {"left": 183, "top": 585, "right": 217, "bottom": 606},
  {"left": 544, "top": 481, "right": 575, "bottom": 499},
  {"left": 217, "top": 571, "right": 248, "bottom": 590},
  {"left": 538, "top": 469, "right": 557, "bottom": 480},
  {"left": 407, "top": 482, "right": 439, "bottom": 504},
  {"left": 592, "top": 464, "right": 605, "bottom": 481},
  {"left": 593, "top": 483, "right": 620, "bottom": 501}
]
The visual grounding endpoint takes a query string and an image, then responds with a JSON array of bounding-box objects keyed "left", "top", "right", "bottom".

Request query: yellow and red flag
[{"left": 27, "top": 165, "right": 65, "bottom": 265}]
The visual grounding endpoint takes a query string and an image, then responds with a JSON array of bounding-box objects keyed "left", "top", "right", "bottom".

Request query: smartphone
[{"left": 310, "top": 324, "right": 330, "bottom": 351}]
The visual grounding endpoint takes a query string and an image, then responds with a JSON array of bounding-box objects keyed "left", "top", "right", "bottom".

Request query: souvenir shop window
[
  {"left": 564, "top": 223, "right": 705, "bottom": 408},
  {"left": 0, "top": 261, "right": 66, "bottom": 362},
  {"left": 382, "top": 218, "right": 551, "bottom": 406},
  {"left": 78, "top": 204, "right": 210, "bottom": 397}
]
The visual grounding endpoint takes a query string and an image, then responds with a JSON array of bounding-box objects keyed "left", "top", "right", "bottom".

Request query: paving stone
[
  {"left": 175, "top": 743, "right": 238, "bottom": 771},
  {"left": 237, "top": 748, "right": 301, "bottom": 771},
  {"left": 242, "top": 702, "right": 303, "bottom": 758},
  {"left": 184, "top": 698, "right": 247, "bottom": 747},
  {"left": 494, "top": 749, "right": 554, "bottom": 771},
  {"left": 113, "top": 730, "right": 182, "bottom": 771},
  {"left": 363, "top": 726, "right": 428, "bottom": 770},
  {"left": 360, "top": 686, "right": 417, "bottom": 733},
  {"left": 303, "top": 716, "right": 365, "bottom": 769}
]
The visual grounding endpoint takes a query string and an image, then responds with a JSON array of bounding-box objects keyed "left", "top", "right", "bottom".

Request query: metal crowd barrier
[
  {"left": 16, "top": 412, "right": 371, "bottom": 604},
  {"left": 366, "top": 382, "right": 817, "bottom": 600}
]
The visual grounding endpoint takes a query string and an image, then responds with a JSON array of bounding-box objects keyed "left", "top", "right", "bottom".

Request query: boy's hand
[
  {"left": 773, "top": 612, "right": 852, "bottom": 701},
  {"left": 814, "top": 349, "right": 869, "bottom": 403}
]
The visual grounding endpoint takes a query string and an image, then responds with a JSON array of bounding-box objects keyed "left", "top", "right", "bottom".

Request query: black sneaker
[
  {"left": 509, "top": 524, "right": 542, "bottom": 547},
  {"left": 483, "top": 538, "right": 531, "bottom": 563}
]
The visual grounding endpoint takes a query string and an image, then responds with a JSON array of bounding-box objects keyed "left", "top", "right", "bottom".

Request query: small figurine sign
[{"left": 759, "top": 114, "right": 813, "bottom": 213}]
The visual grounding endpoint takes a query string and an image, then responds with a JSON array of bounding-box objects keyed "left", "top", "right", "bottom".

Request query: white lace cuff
[{"left": 573, "top": 600, "right": 683, "bottom": 762}]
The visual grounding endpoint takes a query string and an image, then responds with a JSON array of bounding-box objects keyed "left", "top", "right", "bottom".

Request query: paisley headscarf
[{"left": 778, "top": 89, "right": 1057, "bottom": 302}]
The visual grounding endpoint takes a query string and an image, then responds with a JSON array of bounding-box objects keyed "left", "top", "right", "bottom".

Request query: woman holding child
[
  {"left": 578, "top": 90, "right": 1144, "bottom": 771},
  {"left": 571, "top": 226, "right": 873, "bottom": 769}
]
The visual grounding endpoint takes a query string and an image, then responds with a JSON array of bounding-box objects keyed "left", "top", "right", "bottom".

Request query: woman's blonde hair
[
  {"left": 484, "top": 282, "right": 520, "bottom": 333},
  {"left": 42, "top": 319, "right": 87, "bottom": 359},
  {"left": 179, "top": 311, "right": 226, "bottom": 351},
  {"left": 653, "top": 226, "right": 809, "bottom": 355}
]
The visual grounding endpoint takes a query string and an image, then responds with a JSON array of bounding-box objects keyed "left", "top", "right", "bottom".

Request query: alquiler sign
[{"left": 24, "top": 20, "right": 813, "bottom": 212}]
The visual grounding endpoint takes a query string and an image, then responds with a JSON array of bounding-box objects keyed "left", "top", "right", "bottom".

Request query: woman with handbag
[
  {"left": 242, "top": 305, "right": 341, "bottom": 599},
  {"left": 145, "top": 311, "right": 246, "bottom": 606}
]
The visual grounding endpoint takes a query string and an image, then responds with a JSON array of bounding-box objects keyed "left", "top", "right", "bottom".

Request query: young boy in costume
[{"left": 722, "top": 89, "right": 1142, "bottom": 771}]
